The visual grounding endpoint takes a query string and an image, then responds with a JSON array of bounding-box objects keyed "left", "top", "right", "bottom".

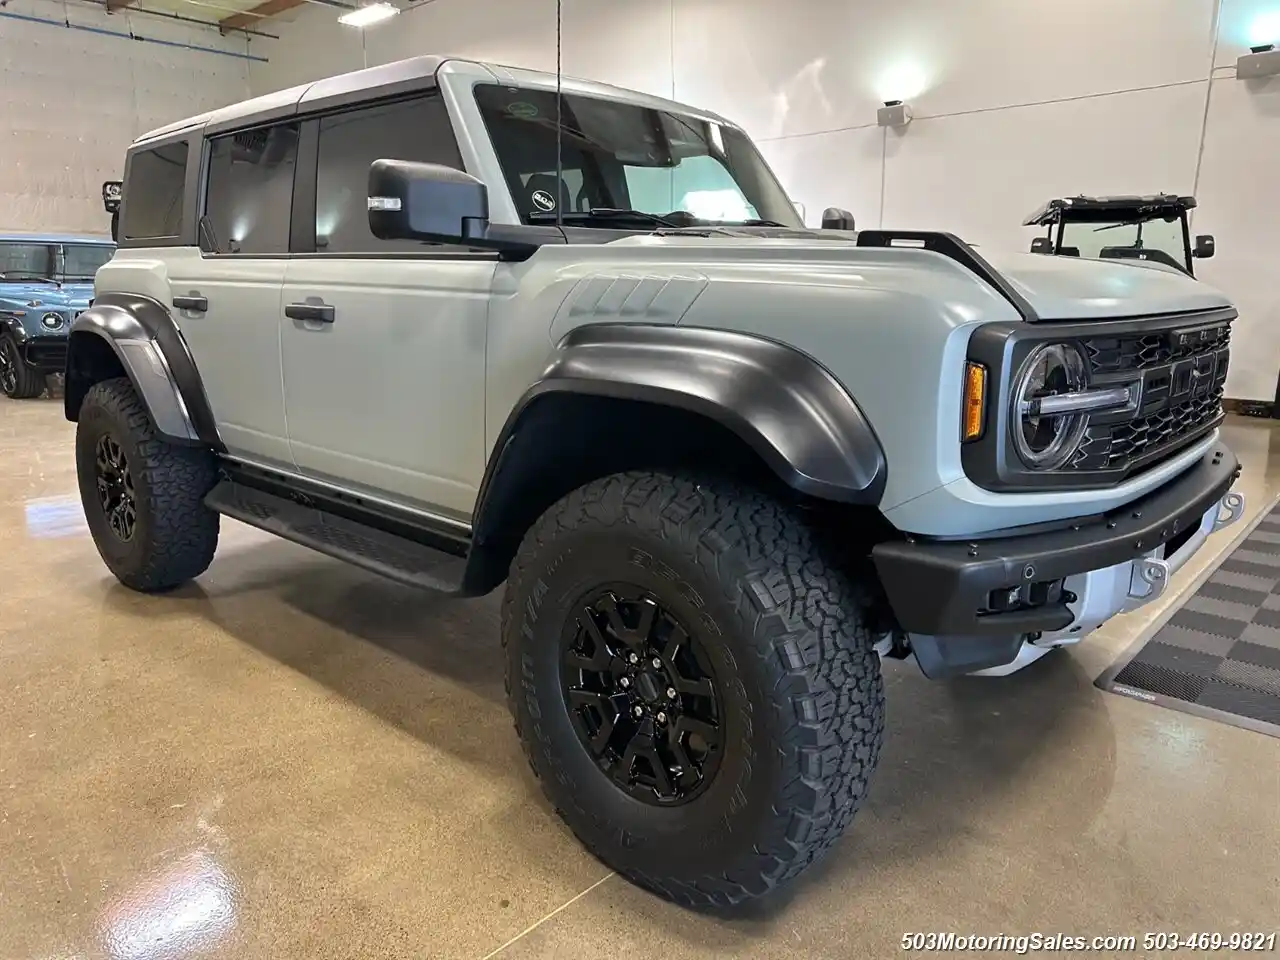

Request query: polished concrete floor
[{"left": 1, "top": 393, "right": 1277, "bottom": 960}]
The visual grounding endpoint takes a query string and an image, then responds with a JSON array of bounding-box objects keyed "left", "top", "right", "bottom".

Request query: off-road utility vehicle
[
  {"left": 0, "top": 233, "right": 115, "bottom": 398},
  {"left": 1024, "top": 193, "right": 1216, "bottom": 276},
  {"left": 68, "top": 56, "right": 1245, "bottom": 906}
]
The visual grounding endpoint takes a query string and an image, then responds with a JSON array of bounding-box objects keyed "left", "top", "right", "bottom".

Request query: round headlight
[{"left": 1012, "top": 342, "right": 1088, "bottom": 470}]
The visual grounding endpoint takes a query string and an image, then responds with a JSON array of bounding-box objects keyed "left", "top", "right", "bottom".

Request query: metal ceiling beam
[
  {"left": 219, "top": 0, "right": 308, "bottom": 31},
  {"left": 65, "top": 0, "right": 281, "bottom": 37}
]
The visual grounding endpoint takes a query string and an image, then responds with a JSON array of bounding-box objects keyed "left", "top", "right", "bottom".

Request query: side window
[
  {"left": 120, "top": 140, "right": 188, "bottom": 242},
  {"left": 204, "top": 122, "right": 300, "bottom": 255},
  {"left": 314, "top": 95, "right": 463, "bottom": 253}
]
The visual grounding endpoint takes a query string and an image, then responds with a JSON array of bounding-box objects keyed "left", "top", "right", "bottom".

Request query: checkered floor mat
[{"left": 1097, "top": 497, "right": 1280, "bottom": 738}]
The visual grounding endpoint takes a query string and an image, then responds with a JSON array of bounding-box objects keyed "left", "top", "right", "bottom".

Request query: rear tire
[
  {"left": 76, "top": 377, "right": 220, "bottom": 592},
  {"left": 503, "top": 471, "right": 885, "bottom": 907},
  {"left": 0, "top": 332, "right": 45, "bottom": 399}
]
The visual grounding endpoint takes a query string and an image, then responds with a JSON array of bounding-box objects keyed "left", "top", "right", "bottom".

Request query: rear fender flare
[{"left": 64, "top": 293, "right": 222, "bottom": 449}]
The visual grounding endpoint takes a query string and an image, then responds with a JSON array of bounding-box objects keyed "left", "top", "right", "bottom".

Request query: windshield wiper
[
  {"left": 529, "top": 208, "right": 682, "bottom": 228},
  {"left": 1093, "top": 219, "right": 1144, "bottom": 233},
  {"left": 0, "top": 272, "right": 60, "bottom": 287},
  {"left": 528, "top": 209, "right": 792, "bottom": 231}
]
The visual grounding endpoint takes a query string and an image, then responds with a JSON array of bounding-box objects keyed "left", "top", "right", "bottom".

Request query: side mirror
[
  {"left": 368, "top": 160, "right": 491, "bottom": 245},
  {"left": 821, "top": 206, "right": 855, "bottom": 231},
  {"left": 1030, "top": 237, "right": 1052, "bottom": 254},
  {"left": 102, "top": 180, "right": 122, "bottom": 215},
  {"left": 1193, "top": 234, "right": 1215, "bottom": 259}
]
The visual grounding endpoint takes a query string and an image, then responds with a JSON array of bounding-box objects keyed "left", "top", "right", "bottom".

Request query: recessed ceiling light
[{"left": 338, "top": 2, "right": 399, "bottom": 27}]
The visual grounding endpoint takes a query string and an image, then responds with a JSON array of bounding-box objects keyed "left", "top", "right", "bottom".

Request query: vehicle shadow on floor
[
  {"left": 98, "top": 536, "right": 1118, "bottom": 931},
  {"left": 99, "top": 536, "right": 523, "bottom": 781}
]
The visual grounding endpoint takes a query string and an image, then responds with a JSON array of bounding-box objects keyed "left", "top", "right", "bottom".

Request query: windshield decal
[
  {"left": 531, "top": 189, "right": 557, "bottom": 212},
  {"left": 507, "top": 101, "right": 539, "bottom": 120}
]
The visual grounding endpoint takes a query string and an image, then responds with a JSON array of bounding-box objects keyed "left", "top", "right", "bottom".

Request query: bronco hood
[
  {"left": 952, "top": 249, "right": 1229, "bottom": 320},
  {"left": 599, "top": 230, "right": 1231, "bottom": 322},
  {"left": 0, "top": 282, "right": 93, "bottom": 311}
]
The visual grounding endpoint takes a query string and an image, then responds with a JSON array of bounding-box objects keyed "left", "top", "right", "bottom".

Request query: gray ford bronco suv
[{"left": 68, "top": 55, "right": 1245, "bottom": 906}]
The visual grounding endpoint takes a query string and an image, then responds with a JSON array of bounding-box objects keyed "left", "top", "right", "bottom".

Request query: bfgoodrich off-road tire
[
  {"left": 0, "top": 332, "right": 45, "bottom": 399},
  {"left": 503, "top": 471, "right": 886, "bottom": 907},
  {"left": 76, "top": 377, "right": 220, "bottom": 592}
]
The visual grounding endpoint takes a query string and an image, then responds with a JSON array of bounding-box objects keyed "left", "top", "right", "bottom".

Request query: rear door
[
  {"left": 164, "top": 123, "right": 300, "bottom": 468},
  {"left": 280, "top": 92, "right": 493, "bottom": 520}
]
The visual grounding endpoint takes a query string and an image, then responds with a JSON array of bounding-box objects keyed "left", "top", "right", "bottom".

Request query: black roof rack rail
[{"left": 856, "top": 229, "right": 1040, "bottom": 323}]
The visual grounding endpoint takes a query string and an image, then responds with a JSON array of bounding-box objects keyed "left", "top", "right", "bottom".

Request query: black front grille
[
  {"left": 1073, "top": 390, "right": 1224, "bottom": 471},
  {"left": 1082, "top": 322, "right": 1231, "bottom": 375},
  {"left": 1069, "top": 318, "right": 1230, "bottom": 473}
]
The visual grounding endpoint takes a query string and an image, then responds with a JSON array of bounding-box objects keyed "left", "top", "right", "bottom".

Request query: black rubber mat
[{"left": 1097, "top": 495, "right": 1280, "bottom": 739}]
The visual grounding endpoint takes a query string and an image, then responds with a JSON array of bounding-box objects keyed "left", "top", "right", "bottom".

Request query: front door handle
[
  {"left": 173, "top": 295, "right": 208, "bottom": 312},
  {"left": 285, "top": 302, "right": 335, "bottom": 324}
]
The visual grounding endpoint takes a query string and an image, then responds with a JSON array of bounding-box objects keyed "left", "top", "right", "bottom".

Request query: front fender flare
[
  {"left": 480, "top": 323, "right": 887, "bottom": 514},
  {"left": 65, "top": 293, "right": 222, "bottom": 449}
]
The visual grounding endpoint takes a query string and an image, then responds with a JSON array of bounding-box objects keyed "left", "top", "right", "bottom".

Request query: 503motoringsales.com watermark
[{"left": 901, "top": 931, "right": 1278, "bottom": 953}]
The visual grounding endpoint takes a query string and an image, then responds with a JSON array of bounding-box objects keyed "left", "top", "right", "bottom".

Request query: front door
[
  {"left": 280, "top": 257, "right": 494, "bottom": 519},
  {"left": 279, "top": 91, "right": 495, "bottom": 520}
]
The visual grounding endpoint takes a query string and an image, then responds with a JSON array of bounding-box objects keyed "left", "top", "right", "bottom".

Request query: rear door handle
[
  {"left": 285, "top": 302, "right": 335, "bottom": 324},
  {"left": 173, "top": 295, "right": 208, "bottom": 312}
]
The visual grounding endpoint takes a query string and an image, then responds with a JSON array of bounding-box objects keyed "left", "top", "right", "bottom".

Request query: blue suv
[{"left": 0, "top": 233, "right": 115, "bottom": 398}]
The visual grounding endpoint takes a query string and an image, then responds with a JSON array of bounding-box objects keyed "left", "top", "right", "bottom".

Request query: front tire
[
  {"left": 0, "top": 332, "right": 45, "bottom": 399},
  {"left": 503, "top": 471, "right": 885, "bottom": 907},
  {"left": 76, "top": 377, "right": 220, "bottom": 592}
]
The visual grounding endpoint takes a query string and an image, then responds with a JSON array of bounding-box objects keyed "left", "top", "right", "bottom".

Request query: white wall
[
  {"left": 0, "top": 0, "right": 253, "bottom": 236},
  {"left": 251, "top": 0, "right": 1280, "bottom": 400}
]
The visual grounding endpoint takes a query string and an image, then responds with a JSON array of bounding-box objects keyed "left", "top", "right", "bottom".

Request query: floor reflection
[
  {"left": 24, "top": 494, "right": 87, "bottom": 540},
  {"left": 98, "top": 849, "right": 238, "bottom": 960}
]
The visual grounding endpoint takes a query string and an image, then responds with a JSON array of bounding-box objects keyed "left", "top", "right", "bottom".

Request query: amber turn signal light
[{"left": 962, "top": 361, "right": 987, "bottom": 441}]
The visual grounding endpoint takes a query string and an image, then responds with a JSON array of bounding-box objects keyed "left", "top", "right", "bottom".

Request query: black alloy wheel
[
  {"left": 95, "top": 434, "right": 137, "bottom": 542},
  {"left": 561, "top": 586, "right": 722, "bottom": 805},
  {"left": 0, "top": 339, "right": 16, "bottom": 395},
  {"left": 75, "top": 377, "right": 220, "bottom": 592},
  {"left": 504, "top": 470, "right": 886, "bottom": 907}
]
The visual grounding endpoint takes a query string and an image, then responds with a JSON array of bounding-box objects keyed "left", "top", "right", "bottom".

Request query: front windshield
[
  {"left": 0, "top": 243, "right": 56, "bottom": 282},
  {"left": 474, "top": 84, "right": 802, "bottom": 228},
  {"left": 59, "top": 243, "right": 115, "bottom": 282},
  {"left": 1060, "top": 217, "right": 1188, "bottom": 272},
  {"left": 0, "top": 241, "right": 115, "bottom": 283}
]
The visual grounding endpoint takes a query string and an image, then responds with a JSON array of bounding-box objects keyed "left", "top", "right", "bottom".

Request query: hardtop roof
[
  {"left": 1023, "top": 194, "right": 1197, "bottom": 226},
  {"left": 0, "top": 232, "right": 115, "bottom": 245},
  {"left": 132, "top": 55, "right": 738, "bottom": 148}
]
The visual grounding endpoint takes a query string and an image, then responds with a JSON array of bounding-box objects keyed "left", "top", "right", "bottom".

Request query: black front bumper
[
  {"left": 19, "top": 336, "right": 68, "bottom": 372},
  {"left": 872, "top": 441, "right": 1240, "bottom": 674}
]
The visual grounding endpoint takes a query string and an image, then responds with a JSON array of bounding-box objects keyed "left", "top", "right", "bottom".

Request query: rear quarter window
[{"left": 120, "top": 140, "right": 189, "bottom": 242}]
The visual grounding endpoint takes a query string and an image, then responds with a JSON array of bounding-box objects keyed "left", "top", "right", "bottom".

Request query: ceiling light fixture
[{"left": 338, "top": 2, "right": 399, "bottom": 27}]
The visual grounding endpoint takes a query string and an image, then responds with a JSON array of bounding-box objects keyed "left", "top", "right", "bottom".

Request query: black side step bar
[
  {"left": 205, "top": 480, "right": 467, "bottom": 594},
  {"left": 856, "top": 229, "right": 1041, "bottom": 323}
]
